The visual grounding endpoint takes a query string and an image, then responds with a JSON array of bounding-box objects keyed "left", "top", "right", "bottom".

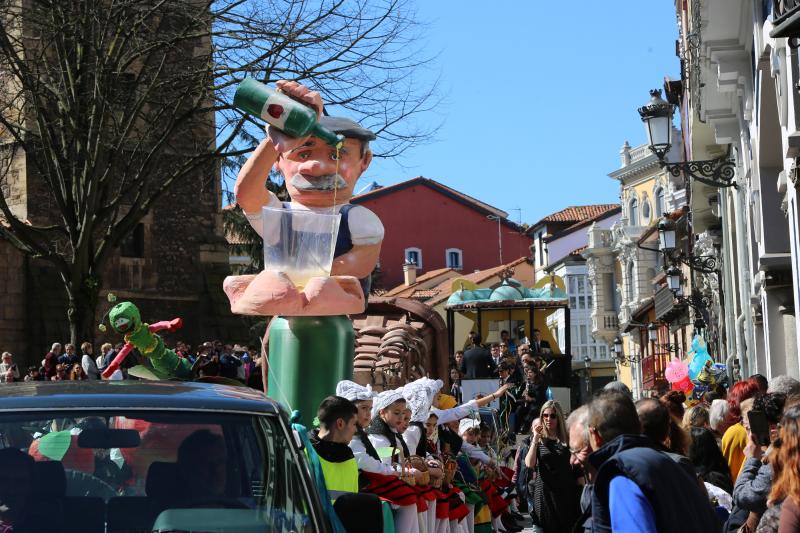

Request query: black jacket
[
  {"left": 589, "top": 434, "right": 719, "bottom": 533},
  {"left": 460, "top": 345, "right": 495, "bottom": 378}
]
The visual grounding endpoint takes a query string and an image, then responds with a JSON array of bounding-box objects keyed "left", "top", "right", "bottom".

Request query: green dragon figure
[{"left": 100, "top": 300, "right": 192, "bottom": 380}]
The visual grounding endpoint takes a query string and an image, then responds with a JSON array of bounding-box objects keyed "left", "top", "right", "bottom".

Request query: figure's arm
[
  {"left": 234, "top": 138, "right": 279, "bottom": 214},
  {"left": 148, "top": 318, "right": 183, "bottom": 333},
  {"left": 101, "top": 343, "right": 135, "bottom": 379},
  {"left": 235, "top": 80, "right": 324, "bottom": 215},
  {"left": 330, "top": 243, "right": 381, "bottom": 279}
]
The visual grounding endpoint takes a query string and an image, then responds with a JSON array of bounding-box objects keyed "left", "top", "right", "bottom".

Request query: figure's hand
[
  {"left": 532, "top": 423, "right": 543, "bottom": 443},
  {"left": 744, "top": 432, "right": 763, "bottom": 459},
  {"left": 266, "top": 80, "right": 325, "bottom": 153}
]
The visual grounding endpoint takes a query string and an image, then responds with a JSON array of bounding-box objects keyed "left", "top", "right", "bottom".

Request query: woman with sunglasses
[{"left": 523, "top": 400, "right": 578, "bottom": 532}]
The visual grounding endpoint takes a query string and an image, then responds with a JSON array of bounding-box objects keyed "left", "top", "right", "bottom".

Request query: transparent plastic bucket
[{"left": 261, "top": 206, "right": 341, "bottom": 287}]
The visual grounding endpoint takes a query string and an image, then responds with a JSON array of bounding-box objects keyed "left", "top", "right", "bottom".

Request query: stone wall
[{"left": 0, "top": 239, "right": 27, "bottom": 362}]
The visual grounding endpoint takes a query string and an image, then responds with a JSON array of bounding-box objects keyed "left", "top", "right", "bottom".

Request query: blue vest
[{"left": 588, "top": 434, "right": 719, "bottom": 533}]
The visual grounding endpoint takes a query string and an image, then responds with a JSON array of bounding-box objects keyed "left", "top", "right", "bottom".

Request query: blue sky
[{"left": 361, "top": 1, "right": 681, "bottom": 226}]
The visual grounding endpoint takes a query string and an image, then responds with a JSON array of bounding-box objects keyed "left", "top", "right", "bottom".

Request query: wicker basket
[
  {"left": 427, "top": 460, "right": 444, "bottom": 489},
  {"left": 408, "top": 456, "right": 430, "bottom": 485},
  {"left": 398, "top": 459, "right": 417, "bottom": 486}
]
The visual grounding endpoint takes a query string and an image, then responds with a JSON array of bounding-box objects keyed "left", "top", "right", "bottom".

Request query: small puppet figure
[{"left": 100, "top": 301, "right": 191, "bottom": 380}]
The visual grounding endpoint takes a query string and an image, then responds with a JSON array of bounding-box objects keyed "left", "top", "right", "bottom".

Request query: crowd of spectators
[
  {"left": 449, "top": 330, "right": 554, "bottom": 442},
  {"left": 0, "top": 340, "right": 261, "bottom": 386}
]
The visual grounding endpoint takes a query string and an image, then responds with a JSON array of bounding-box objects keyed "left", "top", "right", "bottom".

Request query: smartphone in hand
[{"left": 747, "top": 410, "right": 771, "bottom": 447}]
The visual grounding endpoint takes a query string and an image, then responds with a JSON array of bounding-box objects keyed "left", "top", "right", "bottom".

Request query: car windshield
[{"left": 0, "top": 410, "right": 317, "bottom": 533}]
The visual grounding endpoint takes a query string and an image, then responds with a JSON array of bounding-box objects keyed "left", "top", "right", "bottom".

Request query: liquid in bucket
[{"left": 261, "top": 207, "right": 341, "bottom": 287}]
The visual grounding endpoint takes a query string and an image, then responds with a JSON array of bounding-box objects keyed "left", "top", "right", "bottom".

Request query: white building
[{"left": 669, "top": 0, "right": 800, "bottom": 380}]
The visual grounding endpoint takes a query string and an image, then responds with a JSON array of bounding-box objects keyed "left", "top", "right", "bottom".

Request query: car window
[{"left": 0, "top": 410, "right": 316, "bottom": 532}]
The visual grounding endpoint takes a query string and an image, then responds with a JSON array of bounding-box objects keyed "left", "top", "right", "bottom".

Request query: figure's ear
[{"left": 359, "top": 148, "right": 373, "bottom": 174}]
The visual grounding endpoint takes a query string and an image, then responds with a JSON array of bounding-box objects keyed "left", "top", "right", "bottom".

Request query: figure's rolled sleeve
[
  {"left": 241, "top": 196, "right": 282, "bottom": 239},
  {"left": 348, "top": 206, "right": 384, "bottom": 245}
]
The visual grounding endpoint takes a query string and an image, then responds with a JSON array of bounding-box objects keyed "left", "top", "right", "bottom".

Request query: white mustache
[{"left": 290, "top": 173, "right": 348, "bottom": 191}]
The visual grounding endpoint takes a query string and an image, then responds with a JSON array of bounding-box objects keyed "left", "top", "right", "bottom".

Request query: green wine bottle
[{"left": 233, "top": 78, "right": 343, "bottom": 148}]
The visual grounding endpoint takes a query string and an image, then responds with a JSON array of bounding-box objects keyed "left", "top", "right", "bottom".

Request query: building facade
[
  {"left": 668, "top": 0, "right": 800, "bottom": 380},
  {"left": 584, "top": 139, "right": 689, "bottom": 398},
  {"left": 351, "top": 177, "right": 533, "bottom": 289}
]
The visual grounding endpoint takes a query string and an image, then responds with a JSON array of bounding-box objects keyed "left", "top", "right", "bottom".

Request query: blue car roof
[{"left": 0, "top": 380, "right": 283, "bottom": 415}]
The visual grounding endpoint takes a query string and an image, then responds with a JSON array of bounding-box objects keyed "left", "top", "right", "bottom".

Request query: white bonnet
[
  {"left": 371, "top": 388, "right": 406, "bottom": 418},
  {"left": 336, "top": 380, "right": 375, "bottom": 402}
]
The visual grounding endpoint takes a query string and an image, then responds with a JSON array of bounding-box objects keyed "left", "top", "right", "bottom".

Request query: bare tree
[{"left": 0, "top": 0, "right": 438, "bottom": 344}]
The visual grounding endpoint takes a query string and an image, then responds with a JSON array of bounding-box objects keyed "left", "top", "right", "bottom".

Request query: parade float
[{"left": 220, "top": 79, "right": 385, "bottom": 418}]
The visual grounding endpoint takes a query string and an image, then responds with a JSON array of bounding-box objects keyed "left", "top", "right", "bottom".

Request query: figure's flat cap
[{"left": 320, "top": 116, "right": 376, "bottom": 141}]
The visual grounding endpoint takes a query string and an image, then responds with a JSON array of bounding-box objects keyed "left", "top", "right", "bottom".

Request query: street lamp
[
  {"left": 583, "top": 355, "right": 592, "bottom": 399},
  {"left": 647, "top": 322, "right": 659, "bottom": 343},
  {"left": 638, "top": 88, "right": 737, "bottom": 189},
  {"left": 613, "top": 336, "right": 623, "bottom": 356},
  {"left": 658, "top": 217, "right": 677, "bottom": 254},
  {"left": 666, "top": 266, "right": 682, "bottom": 292},
  {"left": 639, "top": 89, "right": 673, "bottom": 161}
]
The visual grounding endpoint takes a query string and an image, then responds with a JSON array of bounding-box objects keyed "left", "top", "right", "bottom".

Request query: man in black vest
[
  {"left": 460, "top": 332, "right": 495, "bottom": 378},
  {"left": 586, "top": 391, "right": 719, "bottom": 533}
]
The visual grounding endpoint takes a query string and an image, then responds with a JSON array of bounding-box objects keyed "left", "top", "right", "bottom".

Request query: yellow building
[{"left": 583, "top": 139, "right": 688, "bottom": 397}]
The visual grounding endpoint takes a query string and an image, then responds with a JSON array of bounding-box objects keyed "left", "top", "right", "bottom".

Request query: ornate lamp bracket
[{"left": 658, "top": 147, "right": 738, "bottom": 189}]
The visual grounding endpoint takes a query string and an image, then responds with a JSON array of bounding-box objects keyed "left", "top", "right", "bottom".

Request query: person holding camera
[{"left": 0, "top": 352, "right": 19, "bottom": 383}]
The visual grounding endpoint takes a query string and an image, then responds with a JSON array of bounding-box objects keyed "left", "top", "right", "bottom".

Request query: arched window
[
  {"left": 405, "top": 247, "right": 422, "bottom": 269},
  {"left": 626, "top": 261, "right": 636, "bottom": 301},
  {"left": 629, "top": 198, "right": 639, "bottom": 226},
  {"left": 642, "top": 199, "right": 651, "bottom": 222},
  {"left": 655, "top": 187, "right": 666, "bottom": 217}
]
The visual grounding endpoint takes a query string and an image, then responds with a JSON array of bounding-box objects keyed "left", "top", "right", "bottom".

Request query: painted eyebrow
[{"left": 288, "top": 140, "right": 317, "bottom": 154}]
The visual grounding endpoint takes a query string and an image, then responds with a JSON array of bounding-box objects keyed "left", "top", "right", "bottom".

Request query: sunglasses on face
[{"left": 542, "top": 413, "right": 555, "bottom": 419}]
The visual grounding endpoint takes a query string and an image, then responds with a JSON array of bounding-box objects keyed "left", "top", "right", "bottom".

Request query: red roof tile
[{"left": 536, "top": 204, "right": 620, "bottom": 225}]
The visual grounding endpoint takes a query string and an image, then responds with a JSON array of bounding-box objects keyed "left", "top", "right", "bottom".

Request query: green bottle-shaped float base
[
  {"left": 267, "top": 315, "right": 354, "bottom": 420},
  {"left": 234, "top": 78, "right": 343, "bottom": 148}
]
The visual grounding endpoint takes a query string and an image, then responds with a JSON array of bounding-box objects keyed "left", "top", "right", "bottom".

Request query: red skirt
[
  {"left": 480, "top": 479, "right": 510, "bottom": 517},
  {"left": 361, "top": 471, "right": 419, "bottom": 507},
  {"left": 444, "top": 486, "right": 470, "bottom": 521},
  {"left": 414, "top": 483, "right": 439, "bottom": 512},
  {"left": 434, "top": 489, "right": 451, "bottom": 520}
]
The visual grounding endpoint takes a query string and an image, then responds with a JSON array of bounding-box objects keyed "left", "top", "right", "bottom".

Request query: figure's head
[
  {"left": 2, "top": 352, "right": 11, "bottom": 364},
  {"left": 177, "top": 430, "right": 227, "bottom": 498},
  {"left": 354, "top": 399, "right": 373, "bottom": 428},
  {"left": 275, "top": 116, "right": 375, "bottom": 208},
  {"left": 425, "top": 413, "right": 438, "bottom": 438},
  {"left": 108, "top": 302, "right": 142, "bottom": 334},
  {"left": 317, "top": 396, "right": 358, "bottom": 444},
  {"left": 533, "top": 329, "right": 542, "bottom": 341},
  {"left": 567, "top": 405, "right": 591, "bottom": 472},
  {"left": 454, "top": 351, "right": 464, "bottom": 366},
  {"left": 64, "top": 344, "right": 75, "bottom": 355},
  {"left": 587, "top": 390, "right": 641, "bottom": 450},
  {"left": 379, "top": 399, "right": 407, "bottom": 431},
  {"left": 396, "top": 407, "right": 412, "bottom": 434},
  {"left": 490, "top": 343, "right": 501, "bottom": 357},
  {"left": 539, "top": 400, "right": 567, "bottom": 442},
  {"left": 51, "top": 343, "right": 62, "bottom": 355},
  {"left": 450, "top": 368, "right": 461, "bottom": 383},
  {"left": 500, "top": 330, "right": 510, "bottom": 342}
]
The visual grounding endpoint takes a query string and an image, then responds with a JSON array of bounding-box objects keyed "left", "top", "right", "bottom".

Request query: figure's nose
[{"left": 297, "top": 158, "right": 335, "bottom": 176}]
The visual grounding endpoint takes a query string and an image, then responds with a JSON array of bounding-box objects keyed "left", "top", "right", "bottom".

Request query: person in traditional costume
[
  {"left": 309, "top": 395, "right": 383, "bottom": 533},
  {"left": 336, "top": 381, "right": 420, "bottom": 533}
]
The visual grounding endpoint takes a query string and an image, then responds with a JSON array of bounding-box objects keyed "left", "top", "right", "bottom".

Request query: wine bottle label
[{"left": 258, "top": 91, "right": 298, "bottom": 130}]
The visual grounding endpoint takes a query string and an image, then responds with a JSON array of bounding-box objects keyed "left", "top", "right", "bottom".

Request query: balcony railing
[{"left": 771, "top": 0, "right": 800, "bottom": 38}]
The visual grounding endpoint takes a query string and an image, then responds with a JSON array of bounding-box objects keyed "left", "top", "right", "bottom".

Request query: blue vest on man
[{"left": 588, "top": 434, "right": 719, "bottom": 533}]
